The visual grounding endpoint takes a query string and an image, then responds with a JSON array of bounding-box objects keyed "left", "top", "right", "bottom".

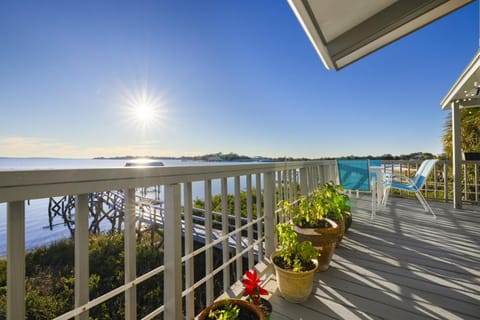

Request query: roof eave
[{"left": 440, "top": 50, "right": 480, "bottom": 110}]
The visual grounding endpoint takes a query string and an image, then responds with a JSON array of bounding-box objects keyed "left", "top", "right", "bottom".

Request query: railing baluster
[
  {"left": 221, "top": 178, "right": 230, "bottom": 293},
  {"left": 164, "top": 183, "right": 182, "bottom": 319},
  {"left": 234, "top": 176, "right": 242, "bottom": 281},
  {"left": 75, "top": 194, "right": 89, "bottom": 320},
  {"left": 7, "top": 201, "right": 25, "bottom": 320},
  {"left": 263, "top": 172, "right": 275, "bottom": 258},
  {"left": 205, "top": 180, "right": 213, "bottom": 305},
  {"left": 255, "top": 174, "right": 264, "bottom": 262},
  {"left": 184, "top": 182, "right": 195, "bottom": 320},
  {"left": 124, "top": 188, "right": 136, "bottom": 320},
  {"left": 475, "top": 163, "right": 479, "bottom": 203},
  {"left": 444, "top": 161, "right": 449, "bottom": 202},
  {"left": 300, "top": 168, "right": 308, "bottom": 196},
  {"left": 246, "top": 175, "right": 254, "bottom": 269}
]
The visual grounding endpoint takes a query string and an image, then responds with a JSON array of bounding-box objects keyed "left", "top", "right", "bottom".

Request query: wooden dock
[{"left": 264, "top": 196, "right": 480, "bottom": 319}]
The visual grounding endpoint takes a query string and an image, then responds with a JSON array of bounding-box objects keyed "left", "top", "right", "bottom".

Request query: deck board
[{"left": 265, "top": 197, "right": 480, "bottom": 320}]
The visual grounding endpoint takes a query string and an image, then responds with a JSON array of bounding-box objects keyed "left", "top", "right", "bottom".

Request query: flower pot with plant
[
  {"left": 272, "top": 222, "right": 318, "bottom": 303},
  {"left": 242, "top": 270, "right": 272, "bottom": 319},
  {"left": 281, "top": 184, "right": 342, "bottom": 272},
  {"left": 320, "top": 182, "right": 352, "bottom": 243},
  {"left": 198, "top": 298, "right": 265, "bottom": 320}
]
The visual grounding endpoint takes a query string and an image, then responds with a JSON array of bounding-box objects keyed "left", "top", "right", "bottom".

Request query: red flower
[{"left": 242, "top": 270, "right": 268, "bottom": 305}]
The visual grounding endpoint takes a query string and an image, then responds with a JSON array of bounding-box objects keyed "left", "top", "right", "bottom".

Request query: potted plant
[
  {"left": 242, "top": 270, "right": 272, "bottom": 319},
  {"left": 198, "top": 298, "right": 265, "bottom": 320},
  {"left": 280, "top": 183, "right": 342, "bottom": 272},
  {"left": 271, "top": 222, "right": 318, "bottom": 303},
  {"left": 321, "top": 182, "right": 352, "bottom": 242}
]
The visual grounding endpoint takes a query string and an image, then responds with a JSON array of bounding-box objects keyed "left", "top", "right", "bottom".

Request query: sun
[
  {"left": 135, "top": 104, "right": 155, "bottom": 123},
  {"left": 124, "top": 87, "right": 166, "bottom": 130}
]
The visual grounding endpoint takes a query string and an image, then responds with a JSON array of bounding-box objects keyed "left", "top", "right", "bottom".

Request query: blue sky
[{"left": 0, "top": 1, "right": 478, "bottom": 159}]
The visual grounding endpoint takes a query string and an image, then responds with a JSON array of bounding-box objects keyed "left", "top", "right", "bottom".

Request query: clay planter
[
  {"left": 294, "top": 218, "right": 339, "bottom": 272},
  {"left": 198, "top": 298, "right": 265, "bottom": 320},
  {"left": 271, "top": 251, "right": 318, "bottom": 303}
]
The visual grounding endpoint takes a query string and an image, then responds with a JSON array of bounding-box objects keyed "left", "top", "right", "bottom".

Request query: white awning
[{"left": 288, "top": 0, "right": 474, "bottom": 70}]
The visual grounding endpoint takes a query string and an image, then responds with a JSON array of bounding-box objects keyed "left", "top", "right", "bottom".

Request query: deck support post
[
  {"left": 164, "top": 183, "right": 182, "bottom": 319},
  {"left": 452, "top": 102, "right": 462, "bottom": 209},
  {"left": 7, "top": 201, "right": 25, "bottom": 320},
  {"left": 124, "top": 188, "right": 137, "bottom": 319},
  {"left": 75, "top": 194, "right": 89, "bottom": 320}
]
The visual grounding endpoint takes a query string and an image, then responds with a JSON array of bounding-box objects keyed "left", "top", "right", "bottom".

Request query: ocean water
[{"left": 0, "top": 158, "right": 256, "bottom": 256}]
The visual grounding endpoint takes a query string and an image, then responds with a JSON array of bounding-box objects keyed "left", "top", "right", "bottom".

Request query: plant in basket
[{"left": 242, "top": 270, "right": 272, "bottom": 319}]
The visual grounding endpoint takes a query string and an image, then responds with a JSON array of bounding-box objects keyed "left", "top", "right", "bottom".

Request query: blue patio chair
[
  {"left": 382, "top": 159, "right": 438, "bottom": 218},
  {"left": 337, "top": 159, "right": 377, "bottom": 219},
  {"left": 369, "top": 159, "right": 382, "bottom": 167}
]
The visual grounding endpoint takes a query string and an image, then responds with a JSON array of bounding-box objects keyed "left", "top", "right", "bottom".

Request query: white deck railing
[
  {"left": 382, "top": 159, "right": 480, "bottom": 204},
  {"left": 0, "top": 160, "right": 336, "bottom": 319}
]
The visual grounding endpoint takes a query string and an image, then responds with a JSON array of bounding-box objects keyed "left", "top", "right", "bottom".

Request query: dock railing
[{"left": 0, "top": 160, "right": 336, "bottom": 319}]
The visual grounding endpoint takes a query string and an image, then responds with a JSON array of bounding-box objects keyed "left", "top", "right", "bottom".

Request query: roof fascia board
[
  {"left": 329, "top": 0, "right": 448, "bottom": 61},
  {"left": 336, "top": 0, "right": 473, "bottom": 69},
  {"left": 441, "top": 50, "right": 480, "bottom": 110},
  {"left": 288, "top": 0, "right": 336, "bottom": 70}
]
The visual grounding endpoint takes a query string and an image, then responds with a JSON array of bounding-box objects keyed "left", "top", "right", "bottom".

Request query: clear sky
[{"left": 0, "top": 1, "right": 478, "bottom": 159}]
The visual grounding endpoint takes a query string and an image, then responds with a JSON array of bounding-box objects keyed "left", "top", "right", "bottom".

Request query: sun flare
[
  {"left": 124, "top": 87, "right": 167, "bottom": 130},
  {"left": 135, "top": 104, "right": 155, "bottom": 123}
]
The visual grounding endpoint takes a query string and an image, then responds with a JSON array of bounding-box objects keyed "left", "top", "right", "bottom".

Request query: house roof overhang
[
  {"left": 288, "top": 0, "right": 474, "bottom": 71},
  {"left": 441, "top": 49, "right": 480, "bottom": 110}
]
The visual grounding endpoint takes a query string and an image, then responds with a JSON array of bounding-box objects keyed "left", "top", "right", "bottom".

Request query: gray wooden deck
[{"left": 264, "top": 196, "right": 480, "bottom": 320}]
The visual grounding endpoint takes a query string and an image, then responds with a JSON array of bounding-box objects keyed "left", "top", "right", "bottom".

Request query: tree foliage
[{"left": 442, "top": 108, "right": 480, "bottom": 158}]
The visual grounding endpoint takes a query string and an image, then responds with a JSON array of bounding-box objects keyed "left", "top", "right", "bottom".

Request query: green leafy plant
[
  {"left": 207, "top": 299, "right": 240, "bottom": 320},
  {"left": 275, "top": 223, "right": 317, "bottom": 272},
  {"left": 281, "top": 182, "right": 350, "bottom": 227}
]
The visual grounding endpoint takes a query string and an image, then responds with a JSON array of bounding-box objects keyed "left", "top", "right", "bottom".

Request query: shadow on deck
[{"left": 265, "top": 196, "right": 480, "bottom": 320}]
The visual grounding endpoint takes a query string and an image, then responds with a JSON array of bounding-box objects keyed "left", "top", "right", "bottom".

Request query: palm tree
[{"left": 442, "top": 108, "right": 480, "bottom": 158}]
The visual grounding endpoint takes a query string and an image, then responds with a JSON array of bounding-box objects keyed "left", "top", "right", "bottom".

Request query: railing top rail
[{"left": 0, "top": 160, "right": 334, "bottom": 203}]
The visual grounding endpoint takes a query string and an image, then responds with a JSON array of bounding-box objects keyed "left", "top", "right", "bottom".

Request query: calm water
[{"left": 0, "top": 158, "right": 256, "bottom": 256}]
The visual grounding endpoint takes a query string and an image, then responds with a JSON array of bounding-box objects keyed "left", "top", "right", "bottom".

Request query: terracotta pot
[
  {"left": 271, "top": 251, "right": 318, "bottom": 303},
  {"left": 198, "top": 298, "right": 265, "bottom": 320},
  {"left": 294, "top": 218, "right": 339, "bottom": 272}
]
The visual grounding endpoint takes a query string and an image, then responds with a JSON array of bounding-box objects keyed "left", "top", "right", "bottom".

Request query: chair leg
[
  {"left": 382, "top": 187, "right": 390, "bottom": 207},
  {"left": 415, "top": 191, "right": 436, "bottom": 218},
  {"left": 370, "top": 177, "right": 377, "bottom": 220}
]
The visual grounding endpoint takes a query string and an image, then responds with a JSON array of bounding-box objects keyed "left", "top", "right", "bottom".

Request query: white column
[
  {"left": 164, "top": 183, "right": 182, "bottom": 319},
  {"left": 452, "top": 102, "right": 462, "bottom": 209},
  {"left": 124, "top": 188, "right": 137, "bottom": 319},
  {"left": 75, "top": 194, "right": 89, "bottom": 320},
  {"left": 7, "top": 201, "right": 25, "bottom": 320}
]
